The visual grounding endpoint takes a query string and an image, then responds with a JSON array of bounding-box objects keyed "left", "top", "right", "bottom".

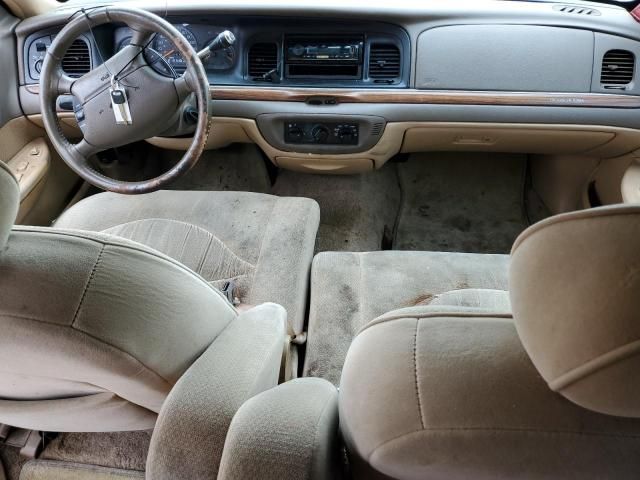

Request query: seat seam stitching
[
  {"left": 414, "top": 318, "right": 425, "bottom": 430},
  {"left": 309, "top": 392, "right": 336, "bottom": 474},
  {"left": 550, "top": 339, "right": 640, "bottom": 391},
  {"left": 72, "top": 244, "right": 105, "bottom": 328},
  {"left": 12, "top": 227, "right": 237, "bottom": 317},
  {"left": 1, "top": 312, "right": 173, "bottom": 389},
  {"left": 247, "top": 200, "right": 277, "bottom": 302}
]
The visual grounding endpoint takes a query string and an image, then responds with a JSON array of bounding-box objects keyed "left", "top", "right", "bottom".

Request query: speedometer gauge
[{"left": 149, "top": 25, "right": 198, "bottom": 76}]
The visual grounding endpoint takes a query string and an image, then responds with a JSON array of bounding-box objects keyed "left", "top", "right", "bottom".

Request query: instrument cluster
[{"left": 115, "top": 23, "right": 236, "bottom": 77}]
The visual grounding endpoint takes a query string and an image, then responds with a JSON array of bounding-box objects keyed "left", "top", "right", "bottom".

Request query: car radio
[
  {"left": 285, "top": 37, "right": 363, "bottom": 63},
  {"left": 284, "top": 35, "right": 364, "bottom": 79}
]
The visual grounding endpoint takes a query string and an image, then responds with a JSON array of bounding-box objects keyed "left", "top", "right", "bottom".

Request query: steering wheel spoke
[
  {"left": 174, "top": 74, "right": 194, "bottom": 103},
  {"left": 56, "top": 71, "right": 76, "bottom": 95},
  {"left": 129, "top": 27, "right": 155, "bottom": 47},
  {"left": 73, "top": 139, "right": 100, "bottom": 159}
]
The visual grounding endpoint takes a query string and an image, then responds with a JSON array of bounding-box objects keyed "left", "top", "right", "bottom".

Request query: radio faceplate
[
  {"left": 284, "top": 35, "right": 365, "bottom": 79},
  {"left": 285, "top": 36, "right": 363, "bottom": 63}
]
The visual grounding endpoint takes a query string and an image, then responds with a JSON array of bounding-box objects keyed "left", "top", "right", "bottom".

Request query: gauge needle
[{"left": 163, "top": 49, "right": 175, "bottom": 58}]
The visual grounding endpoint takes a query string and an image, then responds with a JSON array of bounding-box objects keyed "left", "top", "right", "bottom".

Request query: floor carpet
[
  {"left": 273, "top": 167, "right": 400, "bottom": 252},
  {"left": 0, "top": 431, "right": 150, "bottom": 480},
  {"left": 394, "top": 152, "right": 529, "bottom": 253}
]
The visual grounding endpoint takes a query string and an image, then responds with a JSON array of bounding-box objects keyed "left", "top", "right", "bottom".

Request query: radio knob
[
  {"left": 292, "top": 44, "right": 305, "bottom": 56},
  {"left": 311, "top": 125, "right": 330, "bottom": 143}
]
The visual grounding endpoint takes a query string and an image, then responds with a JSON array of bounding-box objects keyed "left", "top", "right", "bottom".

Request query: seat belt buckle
[{"left": 221, "top": 280, "right": 240, "bottom": 306}]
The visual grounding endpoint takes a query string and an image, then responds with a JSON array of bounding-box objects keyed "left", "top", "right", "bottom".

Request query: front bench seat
[
  {"left": 340, "top": 205, "right": 640, "bottom": 479},
  {"left": 54, "top": 189, "right": 320, "bottom": 342}
]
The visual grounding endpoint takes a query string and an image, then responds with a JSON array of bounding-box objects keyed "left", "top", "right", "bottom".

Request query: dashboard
[
  {"left": 111, "top": 18, "right": 409, "bottom": 88},
  {"left": 14, "top": 0, "right": 640, "bottom": 174}
]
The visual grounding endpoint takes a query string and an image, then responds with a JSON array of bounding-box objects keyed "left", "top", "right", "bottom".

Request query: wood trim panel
[
  {"left": 211, "top": 86, "right": 640, "bottom": 108},
  {"left": 24, "top": 84, "right": 640, "bottom": 108}
]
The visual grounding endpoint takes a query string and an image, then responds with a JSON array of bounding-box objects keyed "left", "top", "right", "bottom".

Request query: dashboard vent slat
[
  {"left": 248, "top": 42, "right": 278, "bottom": 80},
  {"left": 61, "top": 39, "right": 91, "bottom": 78},
  {"left": 600, "top": 49, "right": 635, "bottom": 86},
  {"left": 368, "top": 43, "right": 401, "bottom": 81}
]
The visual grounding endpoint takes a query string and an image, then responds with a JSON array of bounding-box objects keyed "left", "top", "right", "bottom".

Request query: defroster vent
[
  {"left": 61, "top": 39, "right": 91, "bottom": 78},
  {"left": 601, "top": 49, "right": 635, "bottom": 86}
]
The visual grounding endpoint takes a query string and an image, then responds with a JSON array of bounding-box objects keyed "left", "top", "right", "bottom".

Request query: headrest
[
  {"left": 510, "top": 205, "right": 640, "bottom": 417},
  {"left": 0, "top": 162, "right": 19, "bottom": 251}
]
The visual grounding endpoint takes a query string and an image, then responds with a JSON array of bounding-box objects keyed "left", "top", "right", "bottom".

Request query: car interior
[{"left": 0, "top": 0, "right": 639, "bottom": 478}]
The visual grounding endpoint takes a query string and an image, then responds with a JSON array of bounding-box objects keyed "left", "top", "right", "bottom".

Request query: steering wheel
[{"left": 40, "top": 6, "right": 211, "bottom": 194}]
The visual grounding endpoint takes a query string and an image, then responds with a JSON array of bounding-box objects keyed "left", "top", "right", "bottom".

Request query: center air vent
[
  {"left": 61, "top": 39, "right": 91, "bottom": 78},
  {"left": 368, "top": 44, "right": 400, "bottom": 82},
  {"left": 248, "top": 43, "right": 278, "bottom": 80},
  {"left": 601, "top": 49, "right": 635, "bottom": 86}
]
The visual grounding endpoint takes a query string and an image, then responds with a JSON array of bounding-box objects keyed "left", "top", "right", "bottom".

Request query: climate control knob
[
  {"left": 337, "top": 125, "right": 355, "bottom": 141},
  {"left": 288, "top": 125, "right": 304, "bottom": 141},
  {"left": 311, "top": 125, "right": 330, "bottom": 143}
]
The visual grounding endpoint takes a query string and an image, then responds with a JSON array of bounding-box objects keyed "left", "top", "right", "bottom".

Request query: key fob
[{"left": 110, "top": 89, "right": 126, "bottom": 105}]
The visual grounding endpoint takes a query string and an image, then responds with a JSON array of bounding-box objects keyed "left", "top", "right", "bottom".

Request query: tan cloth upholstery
[
  {"left": 218, "top": 378, "right": 341, "bottom": 480},
  {"left": 0, "top": 162, "right": 18, "bottom": 251},
  {"left": 340, "top": 302, "right": 640, "bottom": 480},
  {"left": 0, "top": 227, "right": 237, "bottom": 432},
  {"left": 510, "top": 204, "right": 640, "bottom": 417},
  {"left": 304, "top": 251, "right": 509, "bottom": 384},
  {"left": 54, "top": 190, "right": 320, "bottom": 336},
  {"left": 147, "top": 303, "right": 286, "bottom": 480}
]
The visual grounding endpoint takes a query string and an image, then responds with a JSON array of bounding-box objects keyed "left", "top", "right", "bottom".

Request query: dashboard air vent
[
  {"left": 368, "top": 44, "right": 400, "bottom": 82},
  {"left": 61, "top": 39, "right": 91, "bottom": 78},
  {"left": 553, "top": 4, "right": 600, "bottom": 15},
  {"left": 371, "top": 122, "right": 384, "bottom": 136},
  {"left": 600, "top": 50, "right": 635, "bottom": 86},
  {"left": 248, "top": 43, "right": 278, "bottom": 80}
]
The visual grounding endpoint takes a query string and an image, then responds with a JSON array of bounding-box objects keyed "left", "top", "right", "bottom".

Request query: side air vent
[
  {"left": 368, "top": 43, "right": 401, "bottom": 82},
  {"left": 248, "top": 43, "right": 278, "bottom": 80},
  {"left": 553, "top": 4, "right": 601, "bottom": 15},
  {"left": 601, "top": 49, "right": 635, "bottom": 86},
  {"left": 61, "top": 39, "right": 91, "bottom": 78},
  {"left": 371, "top": 122, "right": 384, "bottom": 136}
]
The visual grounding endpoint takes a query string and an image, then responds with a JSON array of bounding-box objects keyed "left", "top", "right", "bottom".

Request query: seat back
[{"left": 0, "top": 164, "right": 238, "bottom": 432}]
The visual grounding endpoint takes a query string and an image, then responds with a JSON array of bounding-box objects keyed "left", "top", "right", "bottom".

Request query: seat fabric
[
  {"left": 338, "top": 205, "right": 640, "bottom": 480},
  {"left": 54, "top": 190, "right": 320, "bottom": 335},
  {"left": 340, "top": 301, "right": 640, "bottom": 480},
  {"left": 0, "top": 226, "right": 237, "bottom": 432},
  {"left": 304, "top": 251, "right": 509, "bottom": 384}
]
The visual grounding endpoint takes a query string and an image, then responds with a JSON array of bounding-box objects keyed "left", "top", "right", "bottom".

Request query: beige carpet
[
  {"left": 20, "top": 461, "right": 143, "bottom": 480},
  {"left": 273, "top": 166, "right": 401, "bottom": 252},
  {"left": 394, "top": 152, "right": 529, "bottom": 253}
]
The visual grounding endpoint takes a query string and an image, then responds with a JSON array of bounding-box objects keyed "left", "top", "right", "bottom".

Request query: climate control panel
[{"left": 285, "top": 121, "right": 359, "bottom": 145}]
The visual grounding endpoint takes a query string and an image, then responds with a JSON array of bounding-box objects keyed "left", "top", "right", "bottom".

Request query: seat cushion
[
  {"left": 54, "top": 190, "right": 320, "bottom": 335},
  {"left": 340, "top": 303, "right": 640, "bottom": 480},
  {"left": 303, "top": 251, "right": 509, "bottom": 384}
]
